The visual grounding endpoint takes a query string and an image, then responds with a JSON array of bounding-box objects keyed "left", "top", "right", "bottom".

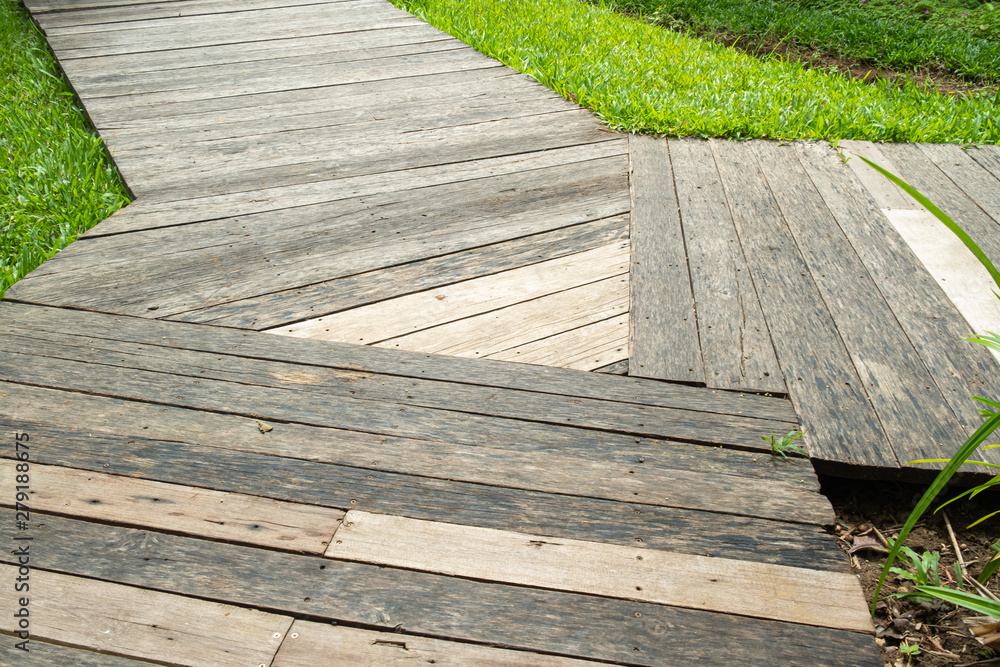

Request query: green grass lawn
[
  {"left": 391, "top": 0, "right": 1000, "bottom": 143},
  {"left": 1, "top": 0, "right": 129, "bottom": 298},
  {"left": 607, "top": 0, "right": 1000, "bottom": 84}
]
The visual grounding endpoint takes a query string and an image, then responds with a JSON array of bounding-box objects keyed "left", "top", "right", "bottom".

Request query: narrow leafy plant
[
  {"left": 865, "top": 156, "right": 1000, "bottom": 618},
  {"left": 762, "top": 428, "right": 808, "bottom": 458}
]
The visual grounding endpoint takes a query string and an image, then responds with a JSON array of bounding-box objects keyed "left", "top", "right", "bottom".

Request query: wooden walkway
[{"left": 7, "top": 0, "right": 1000, "bottom": 662}]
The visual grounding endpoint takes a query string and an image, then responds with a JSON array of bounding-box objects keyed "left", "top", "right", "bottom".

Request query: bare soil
[{"left": 822, "top": 476, "right": 1000, "bottom": 666}]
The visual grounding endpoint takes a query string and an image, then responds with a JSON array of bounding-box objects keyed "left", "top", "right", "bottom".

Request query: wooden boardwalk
[{"left": 7, "top": 0, "right": 1000, "bottom": 662}]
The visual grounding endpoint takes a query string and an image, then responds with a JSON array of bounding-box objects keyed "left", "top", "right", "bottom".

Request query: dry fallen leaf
[
  {"left": 849, "top": 534, "right": 889, "bottom": 555},
  {"left": 256, "top": 420, "right": 273, "bottom": 434}
]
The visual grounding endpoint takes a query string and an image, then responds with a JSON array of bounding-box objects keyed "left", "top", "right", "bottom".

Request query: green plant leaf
[
  {"left": 873, "top": 410, "right": 1000, "bottom": 613},
  {"left": 858, "top": 156, "right": 1000, "bottom": 293},
  {"left": 914, "top": 585, "right": 1000, "bottom": 619}
]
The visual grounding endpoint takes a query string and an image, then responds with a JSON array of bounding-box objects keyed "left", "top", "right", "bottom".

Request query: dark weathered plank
[
  {"left": 669, "top": 138, "right": 784, "bottom": 394},
  {"left": 9, "top": 155, "right": 629, "bottom": 315},
  {"left": 80, "top": 141, "right": 623, "bottom": 237},
  {"left": 796, "top": 142, "right": 1000, "bottom": 447},
  {"left": 0, "top": 329, "right": 791, "bottom": 451},
  {"left": 711, "top": 139, "right": 895, "bottom": 468},
  {"left": 0, "top": 515, "right": 882, "bottom": 666},
  {"left": 0, "top": 302, "right": 797, "bottom": 421},
  {"left": 0, "top": 637, "right": 164, "bottom": 666},
  {"left": 754, "top": 141, "right": 962, "bottom": 467},
  {"left": 627, "top": 135, "right": 703, "bottom": 383},
  {"left": 1, "top": 427, "right": 843, "bottom": 567},
  {"left": 171, "top": 216, "right": 629, "bottom": 329},
  {"left": 0, "top": 384, "right": 830, "bottom": 526},
  {"left": 0, "top": 380, "right": 812, "bottom": 490}
]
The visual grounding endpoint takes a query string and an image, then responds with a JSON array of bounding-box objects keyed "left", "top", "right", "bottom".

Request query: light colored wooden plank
[
  {"left": 327, "top": 511, "right": 873, "bottom": 633},
  {"left": 628, "top": 134, "right": 704, "bottom": 383},
  {"left": 0, "top": 566, "right": 292, "bottom": 666},
  {"left": 486, "top": 313, "right": 629, "bottom": 370},
  {"left": 670, "top": 138, "right": 784, "bottom": 393},
  {"left": 267, "top": 242, "right": 629, "bottom": 343},
  {"left": 0, "top": 460, "right": 343, "bottom": 552},
  {"left": 378, "top": 274, "right": 628, "bottom": 359},
  {"left": 881, "top": 208, "right": 1000, "bottom": 353},
  {"left": 838, "top": 140, "right": 918, "bottom": 211},
  {"left": 274, "top": 620, "right": 605, "bottom": 666}
]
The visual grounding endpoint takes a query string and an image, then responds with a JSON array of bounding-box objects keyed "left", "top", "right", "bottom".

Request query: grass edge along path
[
  {"left": 1, "top": 0, "right": 129, "bottom": 298},
  {"left": 389, "top": 0, "right": 1000, "bottom": 145}
]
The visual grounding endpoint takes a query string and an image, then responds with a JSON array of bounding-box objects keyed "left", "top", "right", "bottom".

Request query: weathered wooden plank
[
  {"left": 967, "top": 144, "right": 1000, "bottom": 184},
  {"left": 879, "top": 142, "right": 1000, "bottom": 272},
  {"left": 172, "top": 216, "right": 629, "bottom": 329},
  {"left": 754, "top": 141, "right": 962, "bottom": 467},
  {"left": 0, "top": 516, "right": 883, "bottom": 666},
  {"left": 837, "top": 140, "right": 917, "bottom": 211},
  {"left": 0, "top": 380, "right": 815, "bottom": 495},
  {"left": 10, "top": 156, "right": 630, "bottom": 315},
  {"left": 1, "top": 422, "right": 842, "bottom": 569},
  {"left": 920, "top": 142, "right": 1000, "bottom": 255},
  {"left": 0, "top": 638, "right": 155, "bottom": 667},
  {"left": 594, "top": 358, "right": 630, "bottom": 375},
  {"left": 796, "top": 141, "right": 1000, "bottom": 444},
  {"left": 372, "top": 273, "right": 629, "bottom": 359},
  {"left": 75, "top": 45, "right": 494, "bottom": 113},
  {"left": 109, "top": 110, "right": 611, "bottom": 200},
  {"left": 486, "top": 313, "right": 629, "bottom": 371},
  {"left": 58, "top": 24, "right": 454, "bottom": 81},
  {"left": 274, "top": 621, "right": 605, "bottom": 666},
  {"left": 627, "top": 134, "right": 703, "bottom": 383},
  {"left": 0, "top": 565, "right": 292, "bottom": 666},
  {"left": 82, "top": 141, "right": 624, "bottom": 237},
  {"left": 93, "top": 74, "right": 568, "bottom": 155},
  {"left": 0, "top": 331, "right": 791, "bottom": 451},
  {"left": 670, "top": 138, "right": 784, "bottom": 394},
  {"left": 0, "top": 302, "right": 798, "bottom": 421},
  {"left": 0, "top": 459, "right": 343, "bottom": 552},
  {"left": 268, "top": 242, "right": 629, "bottom": 344},
  {"left": 37, "top": 0, "right": 357, "bottom": 29},
  {"left": 711, "top": 139, "right": 895, "bottom": 468},
  {"left": 330, "top": 511, "right": 870, "bottom": 632},
  {"left": 44, "top": 3, "right": 418, "bottom": 58}
]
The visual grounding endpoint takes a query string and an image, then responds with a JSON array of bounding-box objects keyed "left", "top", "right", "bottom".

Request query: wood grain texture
[
  {"left": 837, "top": 140, "right": 917, "bottom": 211},
  {"left": 670, "top": 138, "right": 784, "bottom": 393},
  {"left": 879, "top": 143, "right": 1000, "bottom": 272},
  {"left": 711, "top": 139, "right": 894, "bottom": 468},
  {"left": 268, "top": 242, "right": 629, "bottom": 344},
  {"left": 0, "top": 565, "right": 291, "bottom": 666},
  {"left": 0, "top": 302, "right": 797, "bottom": 422},
  {"left": 753, "top": 141, "right": 962, "bottom": 467},
  {"left": 376, "top": 274, "right": 628, "bottom": 359},
  {"left": 796, "top": 141, "right": 1000, "bottom": 446},
  {"left": 485, "top": 312, "right": 629, "bottom": 371},
  {"left": 328, "top": 511, "right": 871, "bottom": 632},
  {"left": 274, "top": 621, "right": 606, "bottom": 666},
  {"left": 0, "top": 515, "right": 882, "bottom": 666},
  {"left": 628, "top": 134, "right": 703, "bottom": 383},
  {"left": 0, "top": 379, "right": 815, "bottom": 495},
  {"left": 0, "top": 638, "right": 156, "bottom": 667},
  {"left": 0, "top": 459, "right": 343, "bottom": 552}
]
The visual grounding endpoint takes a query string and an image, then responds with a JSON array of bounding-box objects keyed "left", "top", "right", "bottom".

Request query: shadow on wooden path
[{"left": 8, "top": 0, "right": 1000, "bottom": 663}]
